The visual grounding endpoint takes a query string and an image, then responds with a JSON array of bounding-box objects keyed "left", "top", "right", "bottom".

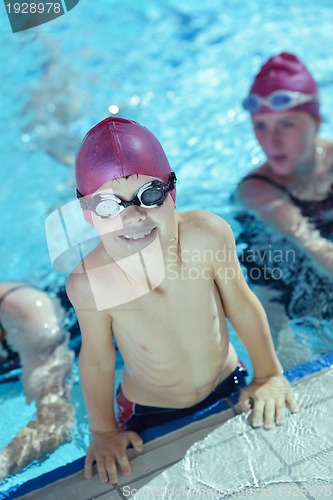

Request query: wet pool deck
[{"left": 17, "top": 362, "right": 333, "bottom": 500}]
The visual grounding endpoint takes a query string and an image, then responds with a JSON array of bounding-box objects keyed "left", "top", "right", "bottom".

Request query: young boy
[{"left": 66, "top": 116, "right": 298, "bottom": 485}]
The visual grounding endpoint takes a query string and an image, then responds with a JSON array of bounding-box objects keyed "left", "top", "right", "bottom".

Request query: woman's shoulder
[
  {"left": 318, "top": 138, "right": 333, "bottom": 166},
  {"left": 238, "top": 163, "right": 282, "bottom": 186},
  {"left": 236, "top": 166, "right": 289, "bottom": 209},
  {"left": 318, "top": 137, "right": 333, "bottom": 150}
]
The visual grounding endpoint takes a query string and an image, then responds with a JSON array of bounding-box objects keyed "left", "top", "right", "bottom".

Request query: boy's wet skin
[{"left": 67, "top": 117, "right": 297, "bottom": 484}]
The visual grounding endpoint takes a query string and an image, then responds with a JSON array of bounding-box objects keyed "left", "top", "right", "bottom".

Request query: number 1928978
[{"left": 6, "top": 2, "right": 61, "bottom": 14}]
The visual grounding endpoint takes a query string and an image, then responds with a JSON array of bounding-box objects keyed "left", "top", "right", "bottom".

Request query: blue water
[{"left": 1, "top": 0, "right": 333, "bottom": 495}]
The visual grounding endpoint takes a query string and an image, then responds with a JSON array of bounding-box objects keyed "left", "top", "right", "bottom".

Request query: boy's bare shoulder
[
  {"left": 236, "top": 165, "right": 289, "bottom": 209},
  {"left": 66, "top": 270, "right": 94, "bottom": 310},
  {"left": 66, "top": 246, "right": 105, "bottom": 310},
  {"left": 177, "top": 210, "right": 234, "bottom": 243}
]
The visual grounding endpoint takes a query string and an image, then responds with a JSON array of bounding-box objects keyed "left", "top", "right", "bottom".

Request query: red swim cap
[
  {"left": 76, "top": 117, "right": 175, "bottom": 201},
  {"left": 248, "top": 52, "right": 320, "bottom": 116}
]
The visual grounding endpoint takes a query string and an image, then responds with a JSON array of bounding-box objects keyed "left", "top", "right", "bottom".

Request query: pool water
[{"left": 1, "top": 0, "right": 333, "bottom": 495}]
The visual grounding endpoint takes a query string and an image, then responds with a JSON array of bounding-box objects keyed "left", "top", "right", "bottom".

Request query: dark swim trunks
[{"left": 116, "top": 362, "right": 247, "bottom": 434}]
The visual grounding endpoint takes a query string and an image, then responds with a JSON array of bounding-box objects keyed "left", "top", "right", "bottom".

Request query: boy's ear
[
  {"left": 83, "top": 209, "right": 93, "bottom": 225},
  {"left": 78, "top": 196, "right": 93, "bottom": 224}
]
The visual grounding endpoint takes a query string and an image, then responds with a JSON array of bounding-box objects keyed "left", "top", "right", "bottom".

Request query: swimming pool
[{"left": 1, "top": 0, "right": 333, "bottom": 496}]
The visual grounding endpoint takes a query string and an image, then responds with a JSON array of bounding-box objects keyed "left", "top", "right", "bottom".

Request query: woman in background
[{"left": 236, "top": 52, "right": 333, "bottom": 367}]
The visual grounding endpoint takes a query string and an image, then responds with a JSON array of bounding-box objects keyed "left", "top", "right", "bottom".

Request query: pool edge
[{"left": 3, "top": 350, "right": 333, "bottom": 500}]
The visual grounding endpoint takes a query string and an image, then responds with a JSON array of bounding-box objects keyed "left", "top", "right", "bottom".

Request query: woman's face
[{"left": 251, "top": 111, "right": 320, "bottom": 176}]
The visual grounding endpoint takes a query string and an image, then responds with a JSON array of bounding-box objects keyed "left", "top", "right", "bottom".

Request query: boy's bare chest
[{"left": 111, "top": 272, "right": 224, "bottom": 347}]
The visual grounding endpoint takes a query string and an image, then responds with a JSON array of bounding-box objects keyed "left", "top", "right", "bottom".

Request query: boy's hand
[
  {"left": 85, "top": 429, "right": 143, "bottom": 484},
  {"left": 238, "top": 374, "right": 298, "bottom": 429}
]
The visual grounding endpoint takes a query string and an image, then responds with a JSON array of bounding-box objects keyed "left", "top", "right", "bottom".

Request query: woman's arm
[{"left": 236, "top": 178, "right": 333, "bottom": 277}]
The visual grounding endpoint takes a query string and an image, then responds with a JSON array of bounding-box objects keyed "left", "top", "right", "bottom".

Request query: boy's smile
[
  {"left": 119, "top": 226, "right": 157, "bottom": 242},
  {"left": 91, "top": 174, "right": 176, "bottom": 258}
]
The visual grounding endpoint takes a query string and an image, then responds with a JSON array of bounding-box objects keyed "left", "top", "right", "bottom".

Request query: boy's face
[{"left": 91, "top": 174, "right": 176, "bottom": 259}]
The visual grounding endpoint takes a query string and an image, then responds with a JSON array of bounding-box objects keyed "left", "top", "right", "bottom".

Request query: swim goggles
[
  {"left": 76, "top": 172, "right": 176, "bottom": 219},
  {"left": 242, "top": 90, "right": 318, "bottom": 113}
]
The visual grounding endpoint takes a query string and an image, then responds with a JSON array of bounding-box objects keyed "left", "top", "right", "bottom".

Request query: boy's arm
[
  {"left": 66, "top": 276, "right": 142, "bottom": 483},
  {"left": 211, "top": 217, "right": 298, "bottom": 427}
]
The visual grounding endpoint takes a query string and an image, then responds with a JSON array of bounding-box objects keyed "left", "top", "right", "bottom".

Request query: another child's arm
[
  {"left": 66, "top": 277, "right": 143, "bottom": 484},
  {"left": 211, "top": 216, "right": 298, "bottom": 428}
]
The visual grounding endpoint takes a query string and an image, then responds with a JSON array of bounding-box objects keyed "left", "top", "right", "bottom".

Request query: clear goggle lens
[{"left": 242, "top": 90, "right": 318, "bottom": 113}]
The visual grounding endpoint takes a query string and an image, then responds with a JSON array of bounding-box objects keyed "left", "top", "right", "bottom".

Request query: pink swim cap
[
  {"left": 248, "top": 52, "right": 320, "bottom": 116},
  {"left": 76, "top": 117, "right": 176, "bottom": 201}
]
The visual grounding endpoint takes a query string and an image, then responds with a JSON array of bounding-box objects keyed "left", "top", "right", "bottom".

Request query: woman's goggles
[
  {"left": 77, "top": 172, "right": 176, "bottom": 219},
  {"left": 242, "top": 90, "right": 318, "bottom": 113}
]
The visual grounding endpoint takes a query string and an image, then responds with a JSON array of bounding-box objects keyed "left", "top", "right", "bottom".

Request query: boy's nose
[{"left": 121, "top": 205, "right": 147, "bottom": 224}]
